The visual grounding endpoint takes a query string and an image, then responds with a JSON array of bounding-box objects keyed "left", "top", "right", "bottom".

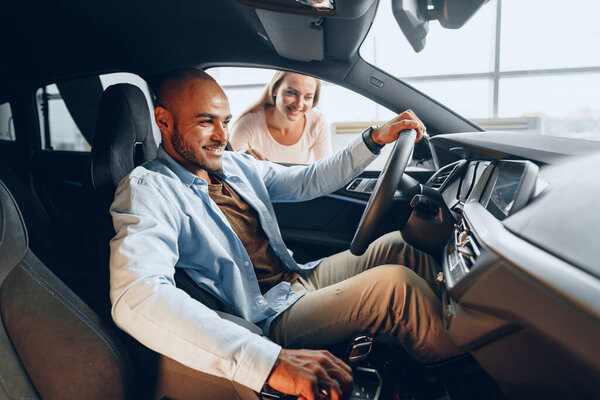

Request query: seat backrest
[
  {"left": 0, "top": 157, "right": 53, "bottom": 266},
  {"left": 89, "top": 83, "right": 160, "bottom": 320},
  {"left": 91, "top": 83, "right": 158, "bottom": 198},
  {"left": 0, "top": 179, "right": 133, "bottom": 400}
]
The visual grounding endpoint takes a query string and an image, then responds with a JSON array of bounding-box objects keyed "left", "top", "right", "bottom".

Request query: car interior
[{"left": 1, "top": 0, "right": 599, "bottom": 399}]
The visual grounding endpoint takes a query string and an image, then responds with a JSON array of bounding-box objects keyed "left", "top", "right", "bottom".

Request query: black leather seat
[
  {"left": 0, "top": 178, "right": 133, "bottom": 400},
  {"left": 90, "top": 83, "right": 261, "bottom": 400},
  {"left": 91, "top": 83, "right": 158, "bottom": 197}
]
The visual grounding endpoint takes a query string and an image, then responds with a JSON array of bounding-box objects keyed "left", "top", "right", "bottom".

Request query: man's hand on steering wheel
[
  {"left": 350, "top": 109, "right": 426, "bottom": 256},
  {"left": 371, "top": 109, "right": 426, "bottom": 145}
]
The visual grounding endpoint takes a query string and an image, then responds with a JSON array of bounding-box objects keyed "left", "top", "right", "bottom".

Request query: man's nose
[{"left": 212, "top": 123, "right": 229, "bottom": 142}]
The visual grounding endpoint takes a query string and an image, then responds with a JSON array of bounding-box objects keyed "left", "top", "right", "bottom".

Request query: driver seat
[{"left": 90, "top": 83, "right": 262, "bottom": 399}]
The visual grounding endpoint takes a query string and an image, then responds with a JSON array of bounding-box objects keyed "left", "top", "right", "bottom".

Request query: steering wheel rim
[{"left": 349, "top": 129, "right": 417, "bottom": 255}]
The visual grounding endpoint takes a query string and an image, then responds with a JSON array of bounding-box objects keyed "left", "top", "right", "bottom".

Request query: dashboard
[{"left": 416, "top": 131, "right": 600, "bottom": 398}]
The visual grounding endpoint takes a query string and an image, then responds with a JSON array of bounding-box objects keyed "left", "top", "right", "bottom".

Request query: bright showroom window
[
  {"left": 209, "top": 0, "right": 600, "bottom": 168},
  {"left": 361, "top": 0, "right": 600, "bottom": 141}
]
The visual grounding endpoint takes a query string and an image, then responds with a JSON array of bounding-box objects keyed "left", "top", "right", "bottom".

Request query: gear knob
[{"left": 347, "top": 335, "right": 374, "bottom": 365}]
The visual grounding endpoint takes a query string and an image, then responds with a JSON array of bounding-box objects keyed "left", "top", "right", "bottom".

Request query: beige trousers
[{"left": 268, "top": 232, "right": 461, "bottom": 362}]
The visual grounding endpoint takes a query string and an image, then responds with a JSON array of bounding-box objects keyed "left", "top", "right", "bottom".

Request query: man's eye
[
  {"left": 199, "top": 120, "right": 212, "bottom": 125},
  {"left": 223, "top": 120, "right": 231, "bottom": 126}
]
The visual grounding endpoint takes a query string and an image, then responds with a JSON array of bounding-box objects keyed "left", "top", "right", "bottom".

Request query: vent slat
[{"left": 429, "top": 163, "right": 457, "bottom": 190}]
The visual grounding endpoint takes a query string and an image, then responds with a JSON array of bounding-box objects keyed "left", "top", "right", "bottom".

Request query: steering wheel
[{"left": 349, "top": 129, "right": 417, "bottom": 255}]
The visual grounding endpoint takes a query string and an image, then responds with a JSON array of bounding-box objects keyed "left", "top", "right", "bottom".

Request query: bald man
[{"left": 109, "top": 68, "right": 460, "bottom": 400}]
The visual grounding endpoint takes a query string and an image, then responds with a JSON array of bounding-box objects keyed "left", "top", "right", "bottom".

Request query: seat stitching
[
  {"left": 0, "top": 371, "right": 39, "bottom": 400},
  {"left": 0, "top": 200, "right": 6, "bottom": 247},
  {"left": 19, "top": 260, "right": 128, "bottom": 375}
]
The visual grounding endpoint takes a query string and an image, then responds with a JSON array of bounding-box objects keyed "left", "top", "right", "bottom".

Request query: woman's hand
[{"left": 245, "top": 142, "right": 269, "bottom": 161}]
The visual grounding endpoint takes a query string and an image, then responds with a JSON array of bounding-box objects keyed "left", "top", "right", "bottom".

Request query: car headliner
[
  {"left": 1, "top": 0, "right": 376, "bottom": 88},
  {"left": 1, "top": 0, "right": 484, "bottom": 135}
]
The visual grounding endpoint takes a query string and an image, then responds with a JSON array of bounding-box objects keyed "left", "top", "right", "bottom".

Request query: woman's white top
[{"left": 230, "top": 107, "right": 332, "bottom": 164}]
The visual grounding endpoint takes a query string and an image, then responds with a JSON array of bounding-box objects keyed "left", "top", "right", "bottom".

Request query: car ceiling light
[{"left": 296, "top": 0, "right": 334, "bottom": 11}]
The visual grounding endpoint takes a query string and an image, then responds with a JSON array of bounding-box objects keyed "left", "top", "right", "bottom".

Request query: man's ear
[{"left": 155, "top": 106, "right": 172, "bottom": 134}]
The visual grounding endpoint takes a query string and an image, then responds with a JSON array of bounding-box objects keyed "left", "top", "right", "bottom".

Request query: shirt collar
[{"left": 156, "top": 145, "right": 236, "bottom": 187}]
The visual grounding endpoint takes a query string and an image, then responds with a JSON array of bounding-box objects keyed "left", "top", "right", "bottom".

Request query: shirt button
[
  {"left": 258, "top": 299, "right": 266, "bottom": 304},
  {"left": 244, "top": 261, "right": 250, "bottom": 267}
]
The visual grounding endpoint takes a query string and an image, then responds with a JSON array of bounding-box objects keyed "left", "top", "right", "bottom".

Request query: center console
[{"left": 443, "top": 160, "right": 539, "bottom": 288}]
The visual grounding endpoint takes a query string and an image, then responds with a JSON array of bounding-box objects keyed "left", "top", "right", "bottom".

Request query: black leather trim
[
  {"left": 91, "top": 83, "right": 158, "bottom": 192},
  {"left": 0, "top": 180, "right": 28, "bottom": 282}
]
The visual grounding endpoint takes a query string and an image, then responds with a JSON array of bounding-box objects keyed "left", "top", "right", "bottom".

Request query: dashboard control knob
[
  {"left": 436, "top": 272, "right": 445, "bottom": 283},
  {"left": 457, "top": 231, "right": 469, "bottom": 246}
]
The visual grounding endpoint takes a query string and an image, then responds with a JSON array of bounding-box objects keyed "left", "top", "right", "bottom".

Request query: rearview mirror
[{"left": 392, "top": 0, "right": 489, "bottom": 52}]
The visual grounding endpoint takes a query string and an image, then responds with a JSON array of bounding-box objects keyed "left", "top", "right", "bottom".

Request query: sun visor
[{"left": 256, "top": 9, "right": 324, "bottom": 61}]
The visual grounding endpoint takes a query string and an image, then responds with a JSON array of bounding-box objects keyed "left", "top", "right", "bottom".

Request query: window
[
  {"left": 37, "top": 83, "right": 89, "bottom": 151},
  {"left": 360, "top": 0, "right": 600, "bottom": 141},
  {"left": 207, "top": 67, "right": 401, "bottom": 169},
  {"left": 0, "top": 102, "right": 15, "bottom": 141},
  {"left": 499, "top": 73, "right": 600, "bottom": 140},
  {"left": 36, "top": 72, "right": 158, "bottom": 151},
  {"left": 360, "top": 0, "right": 495, "bottom": 77},
  {"left": 500, "top": 1, "right": 600, "bottom": 71}
]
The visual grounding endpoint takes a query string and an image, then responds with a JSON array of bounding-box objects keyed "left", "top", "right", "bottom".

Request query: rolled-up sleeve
[{"left": 110, "top": 176, "right": 281, "bottom": 391}]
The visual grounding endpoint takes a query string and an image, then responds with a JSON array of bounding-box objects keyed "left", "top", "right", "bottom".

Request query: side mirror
[{"left": 392, "top": 0, "right": 489, "bottom": 52}]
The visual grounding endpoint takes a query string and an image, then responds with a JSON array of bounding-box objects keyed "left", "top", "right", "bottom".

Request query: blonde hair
[{"left": 235, "top": 71, "right": 321, "bottom": 124}]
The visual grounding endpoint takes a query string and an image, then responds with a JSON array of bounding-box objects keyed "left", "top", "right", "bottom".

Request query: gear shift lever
[{"left": 347, "top": 335, "right": 374, "bottom": 365}]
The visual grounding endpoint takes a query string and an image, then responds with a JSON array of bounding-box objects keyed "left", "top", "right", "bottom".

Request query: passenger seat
[{"left": 0, "top": 178, "right": 133, "bottom": 399}]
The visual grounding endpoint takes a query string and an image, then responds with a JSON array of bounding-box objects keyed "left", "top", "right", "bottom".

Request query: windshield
[{"left": 361, "top": 0, "right": 600, "bottom": 141}]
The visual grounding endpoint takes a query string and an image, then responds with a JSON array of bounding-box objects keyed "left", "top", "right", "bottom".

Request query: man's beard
[{"left": 171, "top": 124, "right": 223, "bottom": 175}]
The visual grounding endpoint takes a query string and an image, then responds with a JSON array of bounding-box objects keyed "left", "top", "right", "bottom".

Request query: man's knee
[
  {"left": 366, "top": 232, "right": 410, "bottom": 265},
  {"left": 365, "top": 265, "right": 425, "bottom": 302},
  {"left": 353, "top": 266, "right": 459, "bottom": 362},
  {"left": 366, "top": 265, "right": 437, "bottom": 317},
  {"left": 369, "top": 264, "right": 420, "bottom": 286}
]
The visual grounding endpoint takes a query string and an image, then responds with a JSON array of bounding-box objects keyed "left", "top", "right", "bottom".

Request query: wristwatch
[{"left": 362, "top": 125, "right": 385, "bottom": 155}]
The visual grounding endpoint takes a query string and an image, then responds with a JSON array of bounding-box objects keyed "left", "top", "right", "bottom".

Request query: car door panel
[
  {"left": 273, "top": 167, "right": 435, "bottom": 262},
  {"left": 275, "top": 195, "right": 366, "bottom": 263}
]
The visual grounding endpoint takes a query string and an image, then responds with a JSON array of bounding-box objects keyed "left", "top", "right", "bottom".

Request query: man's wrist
[{"left": 362, "top": 125, "right": 385, "bottom": 155}]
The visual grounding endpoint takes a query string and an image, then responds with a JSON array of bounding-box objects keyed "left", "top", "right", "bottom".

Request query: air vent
[
  {"left": 454, "top": 218, "right": 481, "bottom": 271},
  {"left": 428, "top": 162, "right": 460, "bottom": 190}
]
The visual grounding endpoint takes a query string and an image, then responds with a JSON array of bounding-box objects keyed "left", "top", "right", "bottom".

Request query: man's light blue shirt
[{"left": 109, "top": 134, "right": 377, "bottom": 391}]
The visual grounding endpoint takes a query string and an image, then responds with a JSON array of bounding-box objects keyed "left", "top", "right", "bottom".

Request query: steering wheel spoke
[{"left": 350, "top": 129, "right": 419, "bottom": 255}]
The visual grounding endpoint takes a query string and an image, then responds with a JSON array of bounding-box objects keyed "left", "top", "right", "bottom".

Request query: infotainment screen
[{"left": 481, "top": 161, "right": 527, "bottom": 220}]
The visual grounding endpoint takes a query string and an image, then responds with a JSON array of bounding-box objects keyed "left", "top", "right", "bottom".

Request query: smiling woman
[{"left": 229, "top": 71, "right": 332, "bottom": 164}]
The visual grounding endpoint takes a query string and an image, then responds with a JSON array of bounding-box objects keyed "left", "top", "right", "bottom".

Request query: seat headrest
[{"left": 91, "top": 83, "right": 158, "bottom": 191}]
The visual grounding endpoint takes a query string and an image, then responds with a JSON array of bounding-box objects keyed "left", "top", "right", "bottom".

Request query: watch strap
[{"left": 362, "top": 125, "right": 384, "bottom": 155}]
